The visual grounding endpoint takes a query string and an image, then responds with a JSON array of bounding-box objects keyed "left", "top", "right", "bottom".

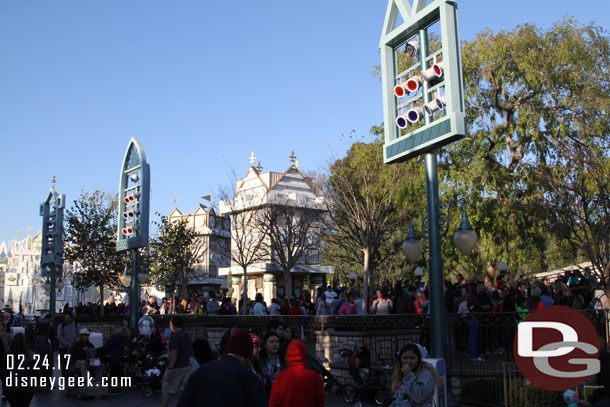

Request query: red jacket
[{"left": 269, "top": 340, "right": 324, "bottom": 407}]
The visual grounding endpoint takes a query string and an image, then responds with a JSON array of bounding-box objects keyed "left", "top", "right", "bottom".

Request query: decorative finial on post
[
  {"left": 289, "top": 151, "right": 297, "bottom": 163},
  {"left": 52, "top": 176, "right": 56, "bottom": 184},
  {"left": 295, "top": 160, "right": 300, "bottom": 170},
  {"left": 173, "top": 197, "right": 177, "bottom": 208},
  {"left": 249, "top": 152, "right": 257, "bottom": 165},
  {"left": 256, "top": 161, "right": 263, "bottom": 172}
]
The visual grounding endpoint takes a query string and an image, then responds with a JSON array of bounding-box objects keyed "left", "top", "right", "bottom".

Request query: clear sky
[{"left": 1, "top": 0, "right": 609, "bottom": 242}]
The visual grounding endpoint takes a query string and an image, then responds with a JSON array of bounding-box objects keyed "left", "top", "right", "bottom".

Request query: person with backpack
[{"left": 57, "top": 314, "right": 79, "bottom": 361}]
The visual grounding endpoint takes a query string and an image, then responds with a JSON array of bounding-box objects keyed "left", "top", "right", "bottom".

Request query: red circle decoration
[{"left": 513, "top": 305, "right": 600, "bottom": 391}]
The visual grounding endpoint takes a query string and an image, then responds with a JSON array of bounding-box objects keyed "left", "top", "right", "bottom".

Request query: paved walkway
[{"left": 5, "top": 388, "right": 369, "bottom": 407}]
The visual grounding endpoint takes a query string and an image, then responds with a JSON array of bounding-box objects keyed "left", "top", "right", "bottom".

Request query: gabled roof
[
  {"left": 268, "top": 165, "right": 318, "bottom": 197},
  {"left": 236, "top": 164, "right": 318, "bottom": 198},
  {"left": 168, "top": 208, "right": 183, "bottom": 218},
  {"left": 235, "top": 166, "right": 270, "bottom": 197}
]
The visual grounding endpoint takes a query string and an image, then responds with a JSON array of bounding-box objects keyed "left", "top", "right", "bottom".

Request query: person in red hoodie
[{"left": 269, "top": 340, "right": 324, "bottom": 407}]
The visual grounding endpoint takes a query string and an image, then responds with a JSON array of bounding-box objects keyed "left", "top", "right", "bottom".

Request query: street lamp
[
  {"left": 402, "top": 209, "right": 478, "bottom": 261},
  {"left": 43, "top": 278, "right": 51, "bottom": 292},
  {"left": 453, "top": 211, "right": 478, "bottom": 255},
  {"left": 402, "top": 224, "right": 424, "bottom": 263},
  {"left": 137, "top": 265, "right": 149, "bottom": 284},
  {"left": 414, "top": 266, "right": 424, "bottom": 278},
  {"left": 348, "top": 271, "right": 357, "bottom": 282},
  {"left": 55, "top": 278, "right": 64, "bottom": 291},
  {"left": 402, "top": 206, "right": 477, "bottom": 359},
  {"left": 120, "top": 266, "right": 132, "bottom": 288}
]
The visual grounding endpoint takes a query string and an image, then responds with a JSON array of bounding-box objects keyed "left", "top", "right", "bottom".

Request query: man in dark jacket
[
  {"left": 177, "top": 331, "right": 266, "bottom": 407},
  {"left": 269, "top": 340, "right": 324, "bottom": 407},
  {"left": 396, "top": 286, "right": 416, "bottom": 314}
]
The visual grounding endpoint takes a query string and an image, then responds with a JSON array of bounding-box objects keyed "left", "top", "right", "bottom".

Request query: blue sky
[{"left": 1, "top": 0, "right": 609, "bottom": 242}]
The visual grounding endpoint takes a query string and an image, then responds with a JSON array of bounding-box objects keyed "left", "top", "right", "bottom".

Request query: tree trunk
[
  {"left": 180, "top": 276, "right": 188, "bottom": 301},
  {"left": 284, "top": 269, "right": 292, "bottom": 301},
  {"left": 242, "top": 266, "right": 248, "bottom": 315},
  {"left": 362, "top": 248, "right": 371, "bottom": 314},
  {"left": 170, "top": 283, "right": 176, "bottom": 314},
  {"left": 99, "top": 283, "right": 105, "bottom": 315}
]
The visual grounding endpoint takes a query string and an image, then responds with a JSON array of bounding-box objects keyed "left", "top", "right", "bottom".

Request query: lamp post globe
[
  {"left": 402, "top": 224, "right": 423, "bottom": 263},
  {"left": 414, "top": 266, "right": 424, "bottom": 278},
  {"left": 454, "top": 211, "right": 478, "bottom": 255},
  {"left": 137, "top": 271, "right": 150, "bottom": 284},
  {"left": 55, "top": 278, "right": 64, "bottom": 291},
  {"left": 348, "top": 271, "right": 357, "bottom": 282},
  {"left": 498, "top": 261, "right": 509, "bottom": 273},
  {"left": 120, "top": 267, "right": 132, "bottom": 288}
]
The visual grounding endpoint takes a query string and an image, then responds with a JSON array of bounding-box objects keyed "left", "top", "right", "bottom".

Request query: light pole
[
  {"left": 120, "top": 259, "right": 150, "bottom": 327},
  {"left": 402, "top": 208, "right": 477, "bottom": 358},
  {"left": 380, "top": 0, "right": 467, "bottom": 359},
  {"left": 116, "top": 138, "right": 150, "bottom": 330},
  {"left": 40, "top": 178, "right": 65, "bottom": 317},
  {"left": 348, "top": 271, "right": 358, "bottom": 291}
]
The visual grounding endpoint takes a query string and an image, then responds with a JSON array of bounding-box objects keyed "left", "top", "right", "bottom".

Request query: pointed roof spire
[
  {"left": 173, "top": 197, "right": 178, "bottom": 208},
  {"left": 249, "top": 152, "right": 257, "bottom": 165},
  {"left": 256, "top": 161, "right": 263, "bottom": 172},
  {"left": 289, "top": 150, "right": 297, "bottom": 163}
]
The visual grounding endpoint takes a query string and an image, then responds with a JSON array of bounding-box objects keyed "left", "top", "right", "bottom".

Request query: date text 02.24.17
[{"left": 6, "top": 354, "right": 71, "bottom": 371}]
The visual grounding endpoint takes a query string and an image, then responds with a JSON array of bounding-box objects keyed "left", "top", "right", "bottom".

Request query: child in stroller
[{"left": 341, "top": 347, "right": 391, "bottom": 405}]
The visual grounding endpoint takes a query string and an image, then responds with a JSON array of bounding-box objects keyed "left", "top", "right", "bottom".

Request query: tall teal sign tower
[
  {"left": 117, "top": 137, "right": 150, "bottom": 330},
  {"left": 380, "top": 0, "right": 466, "bottom": 359},
  {"left": 40, "top": 179, "right": 65, "bottom": 317}
]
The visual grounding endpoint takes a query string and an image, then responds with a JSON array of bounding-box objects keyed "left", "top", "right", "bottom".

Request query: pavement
[{"left": 3, "top": 387, "right": 370, "bottom": 407}]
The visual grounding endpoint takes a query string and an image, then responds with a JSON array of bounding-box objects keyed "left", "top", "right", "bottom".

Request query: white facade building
[
  {"left": 219, "top": 162, "right": 333, "bottom": 302},
  {"left": 166, "top": 202, "right": 231, "bottom": 296},
  {"left": 0, "top": 230, "right": 75, "bottom": 314}
]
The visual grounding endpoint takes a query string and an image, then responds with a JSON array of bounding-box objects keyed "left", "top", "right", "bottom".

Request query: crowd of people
[{"left": 0, "top": 267, "right": 606, "bottom": 406}]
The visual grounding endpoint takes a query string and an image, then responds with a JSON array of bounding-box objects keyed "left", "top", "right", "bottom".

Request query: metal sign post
[
  {"left": 116, "top": 137, "right": 150, "bottom": 330},
  {"left": 380, "top": 0, "right": 466, "bottom": 359},
  {"left": 40, "top": 180, "right": 65, "bottom": 317}
]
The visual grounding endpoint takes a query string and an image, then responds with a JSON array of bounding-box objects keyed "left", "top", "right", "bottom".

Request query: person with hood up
[{"left": 269, "top": 340, "right": 324, "bottom": 407}]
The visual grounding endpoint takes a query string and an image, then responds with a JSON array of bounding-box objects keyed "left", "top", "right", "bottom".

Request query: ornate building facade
[
  {"left": 166, "top": 201, "right": 231, "bottom": 296},
  {"left": 219, "top": 159, "right": 334, "bottom": 302},
  {"left": 0, "top": 230, "right": 75, "bottom": 314}
]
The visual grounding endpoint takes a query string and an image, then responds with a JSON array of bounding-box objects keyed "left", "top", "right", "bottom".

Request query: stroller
[
  {"left": 65, "top": 347, "right": 109, "bottom": 400},
  {"left": 340, "top": 347, "right": 392, "bottom": 406},
  {"left": 307, "top": 355, "right": 340, "bottom": 393}
]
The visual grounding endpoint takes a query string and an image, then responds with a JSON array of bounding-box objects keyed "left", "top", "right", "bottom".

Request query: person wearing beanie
[
  {"left": 269, "top": 340, "right": 325, "bottom": 407},
  {"left": 177, "top": 331, "right": 266, "bottom": 407}
]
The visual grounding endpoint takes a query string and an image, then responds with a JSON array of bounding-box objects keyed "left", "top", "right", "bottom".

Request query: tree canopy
[{"left": 64, "top": 190, "right": 124, "bottom": 313}]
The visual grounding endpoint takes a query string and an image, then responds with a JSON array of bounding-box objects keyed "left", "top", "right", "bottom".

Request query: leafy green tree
[
  {"left": 64, "top": 190, "right": 124, "bottom": 314},
  {"left": 441, "top": 18, "right": 610, "bottom": 282},
  {"left": 149, "top": 214, "right": 205, "bottom": 304},
  {"left": 322, "top": 134, "right": 424, "bottom": 312}
]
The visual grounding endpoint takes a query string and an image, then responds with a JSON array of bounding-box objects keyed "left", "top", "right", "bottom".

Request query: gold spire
[
  {"left": 295, "top": 160, "right": 300, "bottom": 170},
  {"left": 256, "top": 161, "right": 263, "bottom": 172},
  {"left": 173, "top": 197, "right": 177, "bottom": 208},
  {"left": 52, "top": 176, "right": 56, "bottom": 184},
  {"left": 289, "top": 151, "right": 297, "bottom": 163}
]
